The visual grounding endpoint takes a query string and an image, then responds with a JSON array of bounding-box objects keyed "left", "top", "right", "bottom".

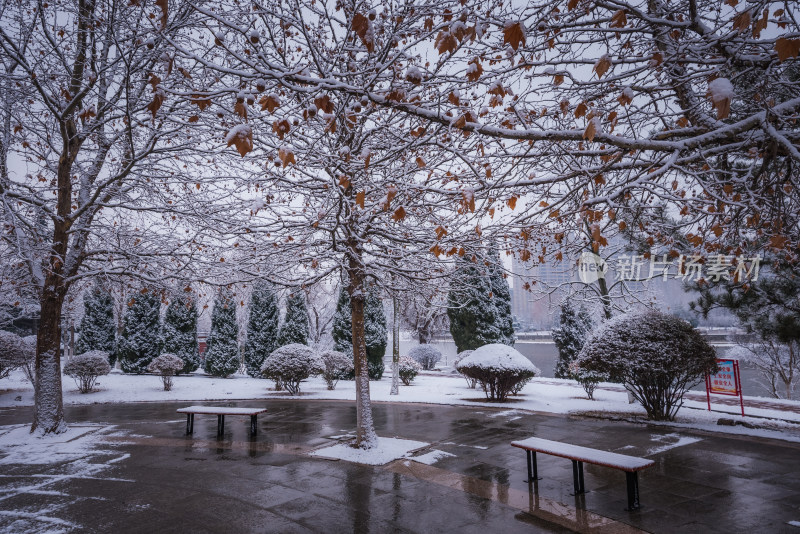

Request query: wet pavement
[{"left": 1, "top": 399, "right": 799, "bottom": 533}]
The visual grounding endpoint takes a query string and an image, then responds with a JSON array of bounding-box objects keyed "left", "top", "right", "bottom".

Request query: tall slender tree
[
  {"left": 364, "top": 294, "right": 387, "bottom": 380},
  {"left": 552, "top": 301, "right": 594, "bottom": 379},
  {"left": 243, "top": 281, "right": 280, "bottom": 377},
  {"left": 75, "top": 285, "right": 117, "bottom": 365},
  {"left": 204, "top": 288, "right": 240, "bottom": 378},
  {"left": 278, "top": 292, "right": 310, "bottom": 346},
  {"left": 161, "top": 295, "right": 200, "bottom": 374},
  {"left": 117, "top": 290, "right": 161, "bottom": 374}
]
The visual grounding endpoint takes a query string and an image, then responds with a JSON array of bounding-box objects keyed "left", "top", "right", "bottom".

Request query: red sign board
[{"left": 705, "top": 359, "right": 744, "bottom": 416}]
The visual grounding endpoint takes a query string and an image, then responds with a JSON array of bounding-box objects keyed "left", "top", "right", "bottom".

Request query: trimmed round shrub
[
  {"left": 147, "top": 353, "right": 185, "bottom": 391},
  {"left": 456, "top": 344, "right": 539, "bottom": 401},
  {"left": 63, "top": 351, "right": 112, "bottom": 393},
  {"left": 398, "top": 356, "right": 421, "bottom": 386},
  {"left": 261, "top": 344, "right": 323, "bottom": 395},
  {"left": 408, "top": 344, "right": 442, "bottom": 371},
  {"left": 0, "top": 330, "right": 31, "bottom": 379},
  {"left": 577, "top": 309, "right": 718, "bottom": 421},
  {"left": 320, "top": 350, "right": 353, "bottom": 390},
  {"left": 454, "top": 350, "right": 477, "bottom": 389}
]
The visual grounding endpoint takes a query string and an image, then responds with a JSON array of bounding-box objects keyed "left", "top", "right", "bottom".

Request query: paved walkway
[{"left": 1, "top": 400, "right": 799, "bottom": 533}]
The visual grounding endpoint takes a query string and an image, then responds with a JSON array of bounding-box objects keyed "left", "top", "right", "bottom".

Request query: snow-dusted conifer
[
  {"left": 117, "top": 290, "right": 161, "bottom": 374},
  {"left": 278, "top": 292, "right": 310, "bottom": 346},
  {"left": 75, "top": 285, "right": 117, "bottom": 365},
  {"left": 552, "top": 301, "right": 593, "bottom": 379},
  {"left": 447, "top": 253, "right": 502, "bottom": 352},
  {"left": 204, "top": 288, "right": 240, "bottom": 377},
  {"left": 243, "top": 281, "right": 280, "bottom": 377},
  {"left": 332, "top": 285, "right": 352, "bottom": 355},
  {"left": 488, "top": 245, "right": 515, "bottom": 346},
  {"left": 161, "top": 295, "right": 200, "bottom": 374},
  {"left": 364, "top": 293, "right": 387, "bottom": 379}
]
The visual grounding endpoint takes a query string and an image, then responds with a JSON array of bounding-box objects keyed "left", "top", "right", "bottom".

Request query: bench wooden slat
[
  {"left": 177, "top": 406, "right": 267, "bottom": 416},
  {"left": 511, "top": 437, "right": 653, "bottom": 472}
]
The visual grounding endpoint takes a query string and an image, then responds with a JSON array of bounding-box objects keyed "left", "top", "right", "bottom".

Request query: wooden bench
[
  {"left": 177, "top": 406, "right": 267, "bottom": 437},
  {"left": 511, "top": 437, "right": 654, "bottom": 510}
]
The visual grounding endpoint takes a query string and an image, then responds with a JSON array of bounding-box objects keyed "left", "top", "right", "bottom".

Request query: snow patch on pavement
[
  {"left": 410, "top": 449, "right": 456, "bottom": 465},
  {"left": 310, "top": 437, "right": 429, "bottom": 465}
]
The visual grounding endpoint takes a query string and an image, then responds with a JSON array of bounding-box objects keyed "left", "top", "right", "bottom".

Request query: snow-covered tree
[
  {"left": 117, "top": 291, "right": 161, "bottom": 374},
  {"left": 75, "top": 285, "right": 117, "bottom": 365},
  {"left": 552, "top": 301, "right": 594, "bottom": 379},
  {"left": 364, "top": 294, "right": 387, "bottom": 380},
  {"left": 0, "top": 330, "right": 29, "bottom": 379},
  {"left": 161, "top": 295, "right": 200, "bottom": 375},
  {"left": 243, "top": 281, "right": 280, "bottom": 377},
  {"left": 398, "top": 357, "right": 421, "bottom": 386},
  {"left": 448, "top": 249, "right": 514, "bottom": 353},
  {"left": 578, "top": 310, "right": 718, "bottom": 421},
  {"left": 204, "top": 289, "right": 240, "bottom": 378},
  {"left": 64, "top": 351, "right": 111, "bottom": 394},
  {"left": 409, "top": 345, "right": 442, "bottom": 371},
  {"left": 332, "top": 286, "right": 353, "bottom": 356},
  {"left": 319, "top": 350, "right": 353, "bottom": 390},
  {"left": 278, "top": 292, "right": 310, "bottom": 346},
  {"left": 147, "top": 353, "right": 185, "bottom": 391}
]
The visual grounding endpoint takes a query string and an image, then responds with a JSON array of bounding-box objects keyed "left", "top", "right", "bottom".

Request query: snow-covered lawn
[{"left": 2, "top": 366, "right": 800, "bottom": 444}]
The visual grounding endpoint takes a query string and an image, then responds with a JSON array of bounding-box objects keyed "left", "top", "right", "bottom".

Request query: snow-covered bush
[
  {"left": 577, "top": 310, "right": 717, "bottom": 420},
  {"left": 398, "top": 356, "right": 421, "bottom": 386},
  {"left": 456, "top": 344, "right": 540, "bottom": 401},
  {"left": 320, "top": 350, "right": 353, "bottom": 390},
  {"left": 147, "top": 353, "right": 185, "bottom": 391},
  {"left": 63, "top": 351, "right": 111, "bottom": 393},
  {"left": 408, "top": 344, "right": 442, "bottom": 370},
  {"left": 260, "top": 344, "right": 323, "bottom": 395},
  {"left": 568, "top": 360, "right": 608, "bottom": 400},
  {"left": 20, "top": 335, "right": 37, "bottom": 383},
  {"left": 454, "top": 350, "right": 477, "bottom": 388},
  {"left": 0, "top": 330, "right": 30, "bottom": 379}
]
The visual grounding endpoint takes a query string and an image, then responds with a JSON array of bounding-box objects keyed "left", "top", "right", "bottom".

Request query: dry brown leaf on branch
[
  {"left": 466, "top": 58, "right": 483, "bottom": 82},
  {"left": 416, "top": 156, "right": 426, "bottom": 168},
  {"left": 147, "top": 89, "right": 165, "bottom": 117},
  {"left": 191, "top": 94, "right": 211, "bottom": 110},
  {"left": 272, "top": 119, "right": 291, "bottom": 140},
  {"left": 355, "top": 191, "right": 365, "bottom": 208},
  {"left": 435, "top": 30, "right": 458, "bottom": 55},
  {"left": 594, "top": 55, "right": 612, "bottom": 78},
  {"left": 567, "top": 0, "right": 580, "bottom": 10},
  {"left": 155, "top": 0, "right": 168, "bottom": 29},
  {"left": 503, "top": 22, "right": 525, "bottom": 51},
  {"left": 314, "top": 95, "right": 334, "bottom": 113},
  {"left": 392, "top": 206, "right": 406, "bottom": 221},
  {"left": 177, "top": 67, "right": 191, "bottom": 79},
  {"left": 752, "top": 8, "right": 769, "bottom": 38},
  {"left": 260, "top": 94, "right": 280, "bottom": 113},
  {"left": 226, "top": 125, "right": 253, "bottom": 157},
  {"left": 507, "top": 195, "right": 518, "bottom": 210},
  {"left": 234, "top": 101, "right": 248, "bottom": 119},
  {"left": 448, "top": 91, "right": 460, "bottom": 106},
  {"left": 574, "top": 102, "right": 588, "bottom": 118},
  {"left": 732, "top": 11, "right": 751, "bottom": 33},
  {"left": 435, "top": 226, "right": 448, "bottom": 239},
  {"left": 278, "top": 147, "right": 296, "bottom": 167},
  {"left": 351, "top": 13, "right": 374, "bottom": 52},
  {"left": 610, "top": 10, "right": 627, "bottom": 28},
  {"left": 583, "top": 117, "right": 598, "bottom": 141},
  {"left": 776, "top": 38, "right": 800, "bottom": 62}
]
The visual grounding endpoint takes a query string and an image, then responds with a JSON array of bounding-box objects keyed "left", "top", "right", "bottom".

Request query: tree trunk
[
  {"left": 390, "top": 295, "right": 399, "bottom": 395},
  {"left": 347, "top": 263, "right": 377, "bottom": 448},
  {"left": 32, "top": 280, "right": 68, "bottom": 434}
]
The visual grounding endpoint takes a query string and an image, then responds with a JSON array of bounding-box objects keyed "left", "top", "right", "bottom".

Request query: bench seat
[
  {"left": 177, "top": 406, "right": 268, "bottom": 437},
  {"left": 511, "top": 437, "right": 654, "bottom": 510}
]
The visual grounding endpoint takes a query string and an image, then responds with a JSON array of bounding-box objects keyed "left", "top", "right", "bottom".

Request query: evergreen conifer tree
[
  {"left": 488, "top": 245, "right": 515, "bottom": 346},
  {"left": 447, "top": 249, "right": 514, "bottom": 352},
  {"left": 161, "top": 295, "right": 200, "bottom": 374},
  {"left": 552, "top": 301, "right": 593, "bottom": 379},
  {"left": 75, "top": 285, "right": 117, "bottom": 365},
  {"left": 332, "top": 285, "right": 353, "bottom": 354},
  {"left": 364, "top": 293, "right": 387, "bottom": 379},
  {"left": 204, "top": 288, "right": 240, "bottom": 377},
  {"left": 278, "top": 292, "right": 310, "bottom": 346},
  {"left": 117, "top": 290, "right": 161, "bottom": 374},
  {"left": 243, "top": 281, "right": 280, "bottom": 377}
]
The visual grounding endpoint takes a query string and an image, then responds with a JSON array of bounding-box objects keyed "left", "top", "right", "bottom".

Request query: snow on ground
[
  {"left": 410, "top": 449, "right": 457, "bottom": 465},
  {"left": 310, "top": 437, "right": 429, "bottom": 465},
  {"left": 2, "top": 366, "right": 800, "bottom": 444}
]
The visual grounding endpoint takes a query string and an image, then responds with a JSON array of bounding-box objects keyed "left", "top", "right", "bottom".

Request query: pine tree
[
  {"left": 117, "top": 290, "right": 161, "bottom": 374},
  {"left": 332, "top": 285, "right": 353, "bottom": 355},
  {"left": 75, "top": 285, "right": 117, "bottom": 365},
  {"left": 488, "top": 245, "right": 515, "bottom": 346},
  {"left": 204, "top": 288, "right": 240, "bottom": 377},
  {"left": 278, "top": 292, "right": 310, "bottom": 346},
  {"left": 364, "top": 293, "right": 387, "bottom": 379},
  {"left": 447, "top": 250, "right": 513, "bottom": 353},
  {"left": 161, "top": 295, "right": 200, "bottom": 374},
  {"left": 552, "top": 301, "right": 593, "bottom": 379},
  {"left": 243, "top": 281, "right": 280, "bottom": 377}
]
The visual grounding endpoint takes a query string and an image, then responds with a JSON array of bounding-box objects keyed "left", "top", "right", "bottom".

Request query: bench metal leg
[
  {"left": 186, "top": 414, "right": 194, "bottom": 435},
  {"left": 250, "top": 415, "right": 257, "bottom": 436},
  {"left": 571, "top": 460, "right": 586, "bottom": 495},
  {"left": 525, "top": 450, "right": 541, "bottom": 483},
  {"left": 625, "top": 471, "right": 640, "bottom": 510},
  {"left": 217, "top": 414, "right": 225, "bottom": 437}
]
